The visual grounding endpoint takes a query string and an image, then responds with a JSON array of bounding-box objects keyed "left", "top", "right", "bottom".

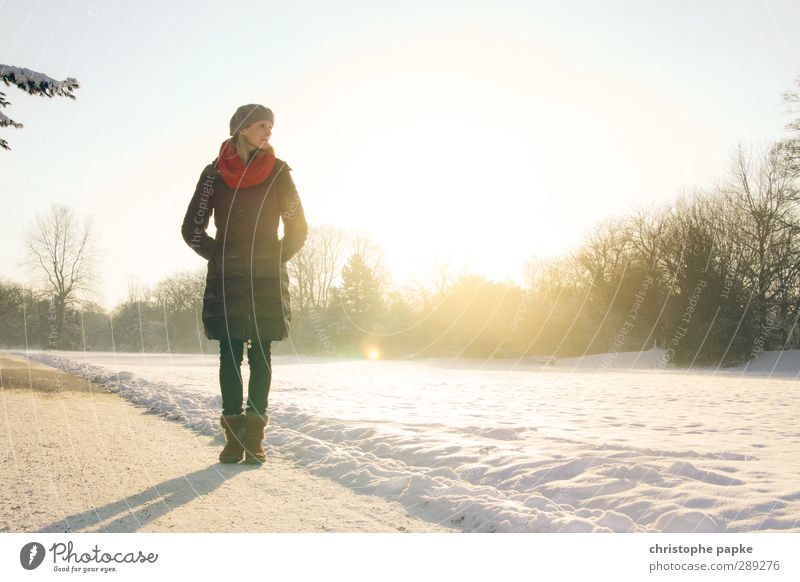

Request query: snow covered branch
[
  {"left": 0, "top": 64, "right": 80, "bottom": 150},
  {"left": 1, "top": 65, "right": 79, "bottom": 98}
]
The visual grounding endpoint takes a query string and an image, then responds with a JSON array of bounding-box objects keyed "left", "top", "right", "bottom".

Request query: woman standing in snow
[{"left": 181, "top": 104, "right": 308, "bottom": 465}]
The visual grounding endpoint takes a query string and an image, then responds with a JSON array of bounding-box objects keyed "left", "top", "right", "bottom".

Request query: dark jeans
[{"left": 219, "top": 337, "right": 272, "bottom": 416}]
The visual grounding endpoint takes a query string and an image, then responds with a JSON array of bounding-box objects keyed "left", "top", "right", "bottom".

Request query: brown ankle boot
[
  {"left": 243, "top": 411, "right": 269, "bottom": 465},
  {"left": 219, "top": 414, "right": 246, "bottom": 463}
]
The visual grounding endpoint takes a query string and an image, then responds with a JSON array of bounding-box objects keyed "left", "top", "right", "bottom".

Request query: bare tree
[
  {"left": 522, "top": 252, "right": 581, "bottom": 302},
  {"left": 23, "top": 204, "right": 99, "bottom": 349},
  {"left": 719, "top": 143, "right": 800, "bottom": 332},
  {"left": 629, "top": 204, "right": 671, "bottom": 273},
  {"left": 287, "top": 224, "right": 347, "bottom": 312},
  {"left": 124, "top": 274, "right": 152, "bottom": 305},
  {"left": 571, "top": 217, "right": 631, "bottom": 290},
  {"left": 781, "top": 74, "right": 800, "bottom": 177},
  {"left": 426, "top": 252, "right": 462, "bottom": 296},
  {"left": 406, "top": 251, "right": 467, "bottom": 313},
  {"left": 153, "top": 270, "right": 205, "bottom": 314}
]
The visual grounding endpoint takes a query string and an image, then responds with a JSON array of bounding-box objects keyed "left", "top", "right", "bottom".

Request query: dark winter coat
[{"left": 181, "top": 156, "right": 308, "bottom": 342}]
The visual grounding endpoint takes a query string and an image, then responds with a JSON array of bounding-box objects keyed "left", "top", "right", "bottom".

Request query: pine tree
[
  {"left": 339, "top": 252, "right": 384, "bottom": 325},
  {"left": 1, "top": 65, "right": 79, "bottom": 150}
]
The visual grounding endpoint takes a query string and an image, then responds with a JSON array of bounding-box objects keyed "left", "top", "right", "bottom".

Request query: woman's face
[{"left": 240, "top": 119, "right": 272, "bottom": 150}]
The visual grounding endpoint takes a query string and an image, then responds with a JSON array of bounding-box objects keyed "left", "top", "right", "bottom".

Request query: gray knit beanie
[{"left": 229, "top": 104, "right": 274, "bottom": 136}]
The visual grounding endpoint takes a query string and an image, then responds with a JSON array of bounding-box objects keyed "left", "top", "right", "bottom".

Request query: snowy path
[{"left": 10, "top": 349, "right": 800, "bottom": 533}]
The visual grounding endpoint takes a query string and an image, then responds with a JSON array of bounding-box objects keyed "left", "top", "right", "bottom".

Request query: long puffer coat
[{"left": 181, "top": 156, "right": 308, "bottom": 342}]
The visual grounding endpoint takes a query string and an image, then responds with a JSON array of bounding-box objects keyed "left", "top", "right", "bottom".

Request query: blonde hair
[{"left": 234, "top": 133, "right": 275, "bottom": 164}]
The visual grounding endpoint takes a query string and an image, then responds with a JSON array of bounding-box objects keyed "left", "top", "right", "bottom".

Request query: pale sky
[{"left": 1, "top": 0, "right": 798, "bottom": 310}]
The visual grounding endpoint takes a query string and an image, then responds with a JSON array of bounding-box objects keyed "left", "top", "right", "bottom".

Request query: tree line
[{"left": 2, "top": 77, "right": 799, "bottom": 366}]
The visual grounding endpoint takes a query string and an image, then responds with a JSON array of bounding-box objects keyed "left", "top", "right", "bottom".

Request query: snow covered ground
[{"left": 7, "top": 348, "right": 799, "bottom": 533}]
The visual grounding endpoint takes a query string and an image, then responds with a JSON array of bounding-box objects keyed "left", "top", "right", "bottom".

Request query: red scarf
[{"left": 216, "top": 138, "right": 276, "bottom": 188}]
